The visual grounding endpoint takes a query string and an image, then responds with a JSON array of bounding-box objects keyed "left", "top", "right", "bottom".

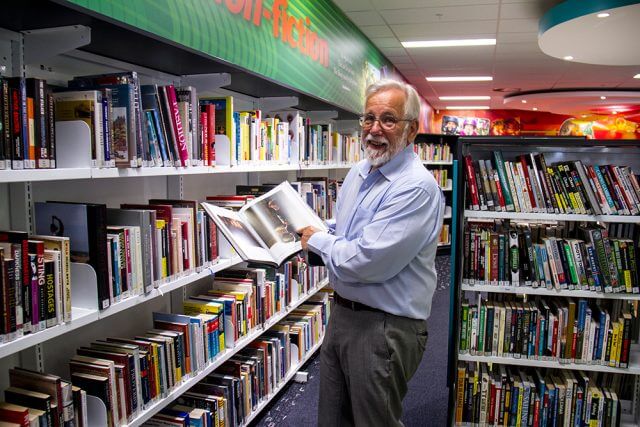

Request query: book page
[
  {"left": 240, "top": 181, "right": 328, "bottom": 265},
  {"left": 200, "top": 203, "right": 276, "bottom": 265}
]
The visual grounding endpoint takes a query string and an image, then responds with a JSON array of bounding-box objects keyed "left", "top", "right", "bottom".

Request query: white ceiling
[{"left": 332, "top": 0, "right": 640, "bottom": 115}]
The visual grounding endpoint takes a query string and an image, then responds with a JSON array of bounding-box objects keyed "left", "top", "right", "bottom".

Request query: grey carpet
[{"left": 251, "top": 255, "right": 452, "bottom": 427}]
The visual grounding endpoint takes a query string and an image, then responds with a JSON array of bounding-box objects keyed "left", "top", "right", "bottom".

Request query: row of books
[
  {"left": 459, "top": 295, "right": 637, "bottom": 368},
  {"left": 454, "top": 362, "right": 630, "bottom": 426},
  {"left": 429, "top": 168, "right": 449, "bottom": 189},
  {"left": 0, "top": 231, "right": 72, "bottom": 343},
  {"left": 463, "top": 220, "right": 640, "bottom": 293},
  {"left": 0, "top": 367, "right": 84, "bottom": 427},
  {"left": 0, "top": 77, "right": 56, "bottom": 170},
  {"left": 147, "top": 291, "right": 330, "bottom": 427},
  {"left": 414, "top": 143, "right": 452, "bottom": 163},
  {"left": 11, "top": 70, "right": 361, "bottom": 170},
  {"left": 464, "top": 151, "right": 640, "bottom": 215},
  {"left": 30, "top": 199, "right": 220, "bottom": 312},
  {"left": 63, "top": 268, "right": 328, "bottom": 427},
  {"left": 439, "top": 224, "right": 451, "bottom": 246}
]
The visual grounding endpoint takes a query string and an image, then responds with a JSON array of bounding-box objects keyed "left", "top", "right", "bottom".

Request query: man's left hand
[{"left": 297, "top": 226, "right": 320, "bottom": 251}]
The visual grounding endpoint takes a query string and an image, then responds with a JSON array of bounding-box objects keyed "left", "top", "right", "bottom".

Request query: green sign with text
[{"left": 66, "top": 0, "right": 393, "bottom": 113}]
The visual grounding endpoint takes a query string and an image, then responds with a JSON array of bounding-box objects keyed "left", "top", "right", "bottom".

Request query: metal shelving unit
[{"left": 449, "top": 137, "right": 640, "bottom": 426}]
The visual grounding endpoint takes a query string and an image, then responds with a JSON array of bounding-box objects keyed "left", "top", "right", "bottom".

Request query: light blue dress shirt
[{"left": 308, "top": 143, "right": 444, "bottom": 320}]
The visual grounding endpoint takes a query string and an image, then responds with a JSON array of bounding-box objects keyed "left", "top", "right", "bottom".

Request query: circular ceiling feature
[{"left": 539, "top": 0, "right": 640, "bottom": 65}]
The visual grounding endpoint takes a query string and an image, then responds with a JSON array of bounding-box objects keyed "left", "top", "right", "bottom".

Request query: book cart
[
  {"left": 449, "top": 137, "right": 640, "bottom": 426},
  {"left": 415, "top": 133, "right": 457, "bottom": 253},
  {"left": 0, "top": 1, "right": 369, "bottom": 425}
]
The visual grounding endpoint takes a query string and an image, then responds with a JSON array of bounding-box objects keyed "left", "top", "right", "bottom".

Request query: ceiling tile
[
  {"left": 358, "top": 25, "right": 395, "bottom": 38},
  {"left": 383, "top": 4, "right": 499, "bottom": 25},
  {"left": 498, "top": 18, "right": 539, "bottom": 33},
  {"left": 371, "top": 0, "right": 499, "bottom": 10},
  {"left": 495, "top": 42, "right": 542, "bottom": 54},
  {"left": 346, "top": 10, "right": 386, "bottom": 26},
  {"left": 392, "top": 21, "right": 497, "bottom": 39},
  {"left": 497, "top": 32, "right": 538, "bottom": 43},
  {"left": 369, "top": 37, "right": 403, "bottom": 48},
  {"left": 332, "top": 0, "right": 374, "bottom": 12},
  {"left": 499, "top": 2, "right": 545, "bottom": 19}
]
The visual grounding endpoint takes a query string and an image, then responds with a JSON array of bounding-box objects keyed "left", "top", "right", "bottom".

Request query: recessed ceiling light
[
  {"left": 600, "top": 96, "right": 607, "bottom": 100},
  {"left": 612, "top": 111, "right": 618, "bottom": 114},
  {"left": 439, "top": 96, "right": 490, "bottom": 100},
  {"left": 445, "top": 106, "right": 490, "bottom": 110},
  {"left": 597, "top": 12, "right": 610, "bottom": 18},
  {"left": 634, "top": 74, "right": 640, "bottom": 79},
  {"left": 532, "top": 107, "right": 538, "bottom": 111},
  {"left": 426, "top": 76, "right": 493, "bottom": 82},
  {"left": 563, "top": 55, "right": 574, "bottom": 61},
  {"left": 521, "top": 100, "right": 527, "bottom": 104},
  {"left": 402, "top": 39, "right": 496, "bottom": 48}
]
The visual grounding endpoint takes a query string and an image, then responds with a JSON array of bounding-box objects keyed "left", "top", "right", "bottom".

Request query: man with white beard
[{"left": 298, "top": 79, "right": 444, "bottom": 426}]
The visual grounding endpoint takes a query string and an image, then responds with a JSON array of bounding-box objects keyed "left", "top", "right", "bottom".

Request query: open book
[{"left": 201, "top": 181, "right": 328, "bottom": 267}]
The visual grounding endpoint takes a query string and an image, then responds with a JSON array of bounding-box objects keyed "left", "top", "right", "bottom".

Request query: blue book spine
[
  {"left": 593, "top": 165, "right": 616, "bottom": 211},
  {"left": 586, "top": 244, "right": 602, "bottom": 291},
  {"left": 151, "top": 110, "right": 169, "bottom": 164},
  {"left": 596, "top": 308, "right": 606, "bottom": 360},
  {"left": 234, "top": 112, "right": 240, "bottom": 164}
]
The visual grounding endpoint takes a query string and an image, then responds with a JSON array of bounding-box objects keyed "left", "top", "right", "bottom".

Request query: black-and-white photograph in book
[{"left": 201, "top": 181, "right": 327, "bottom": 267}]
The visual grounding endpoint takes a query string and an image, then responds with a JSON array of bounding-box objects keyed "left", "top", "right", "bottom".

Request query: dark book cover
[
  {"left": 35, "top": 201, "right": 109, "bottom": 310},
  {"left": 6, "top": 77, "right": 27, "bottom": 169}
]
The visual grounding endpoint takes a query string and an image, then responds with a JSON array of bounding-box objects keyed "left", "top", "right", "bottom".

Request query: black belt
[{"left": 334, "top": 293, "right": 384, "bottom": 313}]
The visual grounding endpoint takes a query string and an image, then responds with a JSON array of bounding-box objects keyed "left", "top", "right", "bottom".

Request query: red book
[
  {"left": 203, "top": 103, "right": 215, "bottom": 165},
  {"left": 532, "top": 395, "right": 540, "bottom": 427},
  {"left": 518, "top": 155, "right": 537, "bottom": 210},
  {"left": 0, "top": 402, "right": 30, "bottom": 427},
  {"left": 488, "top": 382, "right": 496, "bottom": 424},
  {"left": 28, "top": 239, "right": 45, "bottom": 332},
  {"left": 492, "top": 167, "right": 507, "bottom": 210},
  {"left": 551, "top": 317, "right": 559, "bottom": 358},
  {"left": 200, "top": 111, "right": 209, "bottom": 166},
  {"left": 164, "top": 85, "right": 189, "bottom": 166},
  {"left": 464, "top": 155, "right": 480, "bottom": 210}
]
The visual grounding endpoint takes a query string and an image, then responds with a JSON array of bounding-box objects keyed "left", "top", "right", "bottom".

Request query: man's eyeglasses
[{"left": 359, "top": 114, "right": 413, "bottom": 131}]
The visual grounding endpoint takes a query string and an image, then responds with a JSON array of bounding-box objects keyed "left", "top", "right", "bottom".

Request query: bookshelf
[
  {"left": 0, "top": 1, "right": 372, "bottom": 424},
  {"left": 449, "top": 137, "right": 640, "bottom": 426},
  {"left": 123, "top": 279, "right": 328, "bottom": 427},
  {"left": 415, "top": 133, "right": 458, "bottom": 252}
]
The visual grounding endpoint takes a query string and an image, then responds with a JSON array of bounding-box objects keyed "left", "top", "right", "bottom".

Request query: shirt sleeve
[
  {"left": 325, "top": 218, "right": 336, "bottom": 234},
  {"left": 307, "top": 184, "right": 443, "bottom": 284}
]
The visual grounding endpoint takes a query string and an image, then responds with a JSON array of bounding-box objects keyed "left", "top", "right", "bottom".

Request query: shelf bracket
[
  {"left": 181, "top": 73, "right": 231, "bottom": 93},
  {"left": 306, "top": 110, "right": 339, "bottom": 122},
  {"left": 22, "top": 25, "right": 91, "bottom": 65},
  {"left": 257, "top": 96, "right": 299, "bottom": 112}
]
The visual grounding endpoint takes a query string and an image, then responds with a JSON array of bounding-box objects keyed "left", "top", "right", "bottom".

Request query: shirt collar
[{"left": 359, "top": 143, "right": 415, "bottom": 181}]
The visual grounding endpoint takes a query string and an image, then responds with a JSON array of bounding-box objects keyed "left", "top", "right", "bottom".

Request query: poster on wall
[
  {"left": 559, "top": 116, "right": 640, "bottom": 139},
  {"left": 489, "top": 118, "right": 521, "bottom": 136},
  {"left": 441, "top": 115, "right": 490, "bottom": 136}
]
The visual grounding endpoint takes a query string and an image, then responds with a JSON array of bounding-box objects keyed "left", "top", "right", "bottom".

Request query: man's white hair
[{"left": 364, "top": 79, "right": 421, "bottom": 121}]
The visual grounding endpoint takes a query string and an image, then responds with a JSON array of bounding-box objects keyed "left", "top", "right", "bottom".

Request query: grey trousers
[{"left": 317, "top": 302, "right": 428, "bottom": 427}]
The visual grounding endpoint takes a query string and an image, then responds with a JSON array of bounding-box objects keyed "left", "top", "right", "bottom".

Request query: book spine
[
  {"left": 46, "top": 90, "right": 56, "bottom": 168},
  {"left": 464, "top": 155, "right": 480, "bottom": 210},
  {"left": 8, "top": 78, "right": 25, "bottom": 169},
  {"left": 164, "top": 86, "right": 189, "bottom": 166},
  {"left": 44, "top": 259, "right": 56, "bottom": 327}
]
